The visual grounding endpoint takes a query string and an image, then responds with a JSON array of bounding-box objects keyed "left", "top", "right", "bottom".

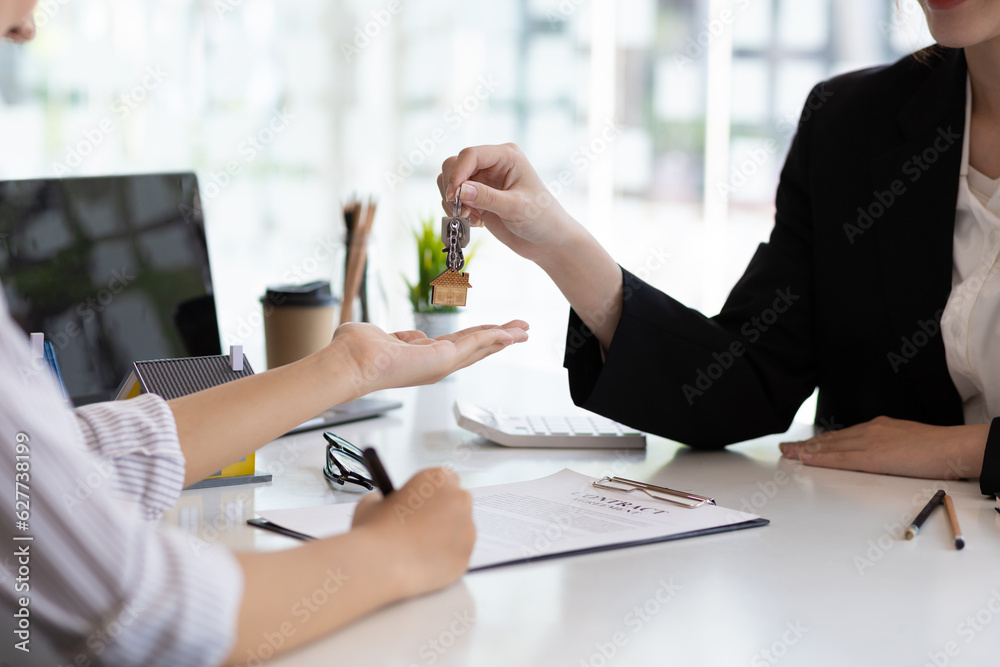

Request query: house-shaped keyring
[
  {"left": 115, "top": 345, "right": 272, "bottom": 489},
  {"left": 430, "top": 269, "right": 472, "bottom": 307}
]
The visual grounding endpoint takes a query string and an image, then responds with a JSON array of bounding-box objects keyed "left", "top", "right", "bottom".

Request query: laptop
[{"left": 0, "top": 172, "right": 400, "bottom": 428}]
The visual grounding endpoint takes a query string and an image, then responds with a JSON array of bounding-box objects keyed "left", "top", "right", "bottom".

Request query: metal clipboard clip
[{"left": 592, "top": 476, "right": 716, "bottom": 509}]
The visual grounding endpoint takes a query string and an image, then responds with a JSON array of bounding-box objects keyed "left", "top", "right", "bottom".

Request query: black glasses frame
[{"left": 322, "top": 431, "right": 374, "bottom": 491}]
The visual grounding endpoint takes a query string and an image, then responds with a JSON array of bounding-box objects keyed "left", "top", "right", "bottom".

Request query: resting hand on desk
[{"left": 779, "top": 416, "right": 988, "bottom": 480}]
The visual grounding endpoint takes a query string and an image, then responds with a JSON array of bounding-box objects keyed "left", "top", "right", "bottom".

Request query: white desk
[{"left": 165, "top": 363, "right": 1000, "bottom": 667}]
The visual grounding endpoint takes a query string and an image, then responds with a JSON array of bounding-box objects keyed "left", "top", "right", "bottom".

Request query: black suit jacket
[{"left": 563, "top": 47, "right": 1000, "bottom": 493}]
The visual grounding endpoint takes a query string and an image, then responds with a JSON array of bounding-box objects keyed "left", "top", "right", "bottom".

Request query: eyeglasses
[{"left": 323, "top": 432, "right": 374, "bottom": 491}]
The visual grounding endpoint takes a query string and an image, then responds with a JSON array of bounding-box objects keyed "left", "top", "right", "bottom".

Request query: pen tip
[
  {"left": 905, "top": 528, "right": 917, "bottom": 540},
  {"left": 955, "top": 537, "right": 965, "bottom": 550}
]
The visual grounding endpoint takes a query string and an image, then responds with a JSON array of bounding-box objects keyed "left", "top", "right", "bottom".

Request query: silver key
[
  {"left": 441, "top": 215, "right": 471, "bottom": 249},
  {"left": 442, "top": 195, "right": 471, "bottom": 248}
]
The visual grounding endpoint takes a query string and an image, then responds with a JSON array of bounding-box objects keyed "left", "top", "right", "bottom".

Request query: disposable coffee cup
[{"left": 260, "top": 281, "right": 339, "bottom": 369}]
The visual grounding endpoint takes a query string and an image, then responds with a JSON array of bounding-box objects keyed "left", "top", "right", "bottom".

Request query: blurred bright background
[{"left": 0, "top": 0, "right": 933, "bottom": 382}]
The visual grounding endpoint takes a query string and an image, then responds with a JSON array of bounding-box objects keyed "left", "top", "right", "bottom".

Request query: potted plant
[{"left": 404, "top": 215, "right": 475, "bottom": 338}]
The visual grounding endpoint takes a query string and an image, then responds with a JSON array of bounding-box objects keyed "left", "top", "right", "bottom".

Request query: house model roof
[
  {"left": 130, "top": 354, "right": 255, "bottom": 400},
  {"left": 430, "top": 270, "right": 471, "bottom": 288}
]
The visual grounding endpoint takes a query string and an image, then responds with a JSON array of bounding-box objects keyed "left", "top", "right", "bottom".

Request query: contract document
[{"left": 253, "top": 469, "right": 768, "bottom": 571}]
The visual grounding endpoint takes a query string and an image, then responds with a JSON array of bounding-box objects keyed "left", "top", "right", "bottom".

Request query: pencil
[
  {"left": 340, "top": 200, "right": 358, "bottom": 323},
  {"left": 340, "top": 198, "right": 376, "bottom": 325},
  {"left": 905, "top": 489, "right": 945, "bottom": 540},
  {"left": 942, "top": 494, "right": 964, "bottom": 550}
]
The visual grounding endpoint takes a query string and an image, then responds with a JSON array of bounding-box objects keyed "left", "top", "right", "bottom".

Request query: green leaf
[{"left": 406, "top": 213, "right": 476, "bottom": 313}]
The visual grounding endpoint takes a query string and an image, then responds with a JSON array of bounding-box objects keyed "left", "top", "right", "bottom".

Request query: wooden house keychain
[{"left": 430, "top": 194, "right": 472, "bottom": 306}]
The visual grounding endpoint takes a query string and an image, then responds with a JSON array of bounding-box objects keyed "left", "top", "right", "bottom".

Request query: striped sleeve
[
  {"left": 73, "top": 394, "right": 186, "bottom": 520},
  {"left": 0, "top": 287, "right": 244, "bottom": 666},
  {"left": 2, "top": 435, "right": 244, "bottom": 667}
]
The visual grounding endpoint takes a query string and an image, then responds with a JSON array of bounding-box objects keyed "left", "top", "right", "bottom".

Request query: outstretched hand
[
  {"left": 331, "top": 319, "right": 529, "bottom": 396},
  {"left": 779, "top": 416, "right": 988, "bottom": 480}
]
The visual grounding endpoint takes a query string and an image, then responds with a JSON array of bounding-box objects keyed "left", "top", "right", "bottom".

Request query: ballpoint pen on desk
[
  {"left": 942, "top": 494, "right": 965, "bottom": 550},
  {"left": 246, "top": 518, "right": 313, "bottom": 542},
  {"left": 247, "top": 448, "right": 395, "bottom": 542},
  {"left": 362, "top": 447, "right": 396, "bottom": 496},
  {"left": 905, "top": 489, "right": 945, "bottom": 540}
]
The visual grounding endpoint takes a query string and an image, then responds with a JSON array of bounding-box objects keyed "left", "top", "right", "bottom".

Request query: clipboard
[
  {"left": 466, "top": 473, "right": 765, "bottom": 572},
  {"left": 592, "top": 476, "right": 716, "bottom": 509},
  {"left": 248, "top": 470, "right": 768, "bottom": 571}
]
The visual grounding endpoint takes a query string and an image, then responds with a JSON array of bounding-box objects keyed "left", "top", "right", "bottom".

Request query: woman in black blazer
[{"left": 437, "top": 2, "right": 1000, "bottom": 494}]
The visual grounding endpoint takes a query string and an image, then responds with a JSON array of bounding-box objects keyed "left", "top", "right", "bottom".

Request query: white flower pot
[{"left": 413, "top": 312, "right": 459, "bottom": 339}]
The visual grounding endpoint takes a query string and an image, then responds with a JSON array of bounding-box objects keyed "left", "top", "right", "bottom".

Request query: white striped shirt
[{"left": 0, "top": 287, "right": 243, "bottom": 666}]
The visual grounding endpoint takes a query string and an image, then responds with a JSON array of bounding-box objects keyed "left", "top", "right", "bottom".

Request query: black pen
[
  {"left": 905, "top": 489, "right": 945, "bottom": 540},
  {"left": 363, "top": 447, "right": 396, "bottom": 496},
  {"left": 246, "top": 517, "right": 313, "bottom": 542}
]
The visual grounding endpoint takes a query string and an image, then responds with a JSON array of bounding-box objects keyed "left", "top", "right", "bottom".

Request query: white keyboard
[{"left": 453, "top": 400, "right": 646, "bottom": 449}]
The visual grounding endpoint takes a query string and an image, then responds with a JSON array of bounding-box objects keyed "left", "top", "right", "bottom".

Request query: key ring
[{"left": 447, "top": 218, "right": 465, "bottom": 271}]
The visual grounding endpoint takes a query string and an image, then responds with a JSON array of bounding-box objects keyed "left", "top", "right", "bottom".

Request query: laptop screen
[{"left": 0, "top": 173, "right": 221, "bottom": 405}]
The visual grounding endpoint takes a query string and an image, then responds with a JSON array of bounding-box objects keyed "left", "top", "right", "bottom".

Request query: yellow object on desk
[{"left": 115, "top": 349, "right": 270, "bottom": 488}]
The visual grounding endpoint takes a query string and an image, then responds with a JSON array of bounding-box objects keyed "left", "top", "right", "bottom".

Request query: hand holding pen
[{"left": 350, "top": 450, "right": 476, "bottom": 591}]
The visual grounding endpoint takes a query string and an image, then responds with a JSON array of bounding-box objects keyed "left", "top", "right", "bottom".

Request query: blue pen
[{"left": 43, "top": 340, "right": 70, "bottom": 401}]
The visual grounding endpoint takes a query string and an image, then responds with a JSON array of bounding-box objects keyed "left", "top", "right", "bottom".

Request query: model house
[
  {"left": 430, "top": 270, "right": 472, "bottom": 307},
  {"left": 115, "top": 346, "right": 270, "bottom": 488}
]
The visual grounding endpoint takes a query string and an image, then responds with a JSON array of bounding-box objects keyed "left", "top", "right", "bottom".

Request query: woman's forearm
[
  {"left": 224, "top": 467, "right": 475, "bottom": 665},
  {"left": 224, "top": 527, "right": 402, "bottom": 666},
  {"left": 169, "top": 343, "right": 356, "bottom": 487},
  {"left": 167, "top": 322, "right": 528, "bottom": 487},
  {"left": 536, "top": 223, "right": 625, "bottom": 350}
]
